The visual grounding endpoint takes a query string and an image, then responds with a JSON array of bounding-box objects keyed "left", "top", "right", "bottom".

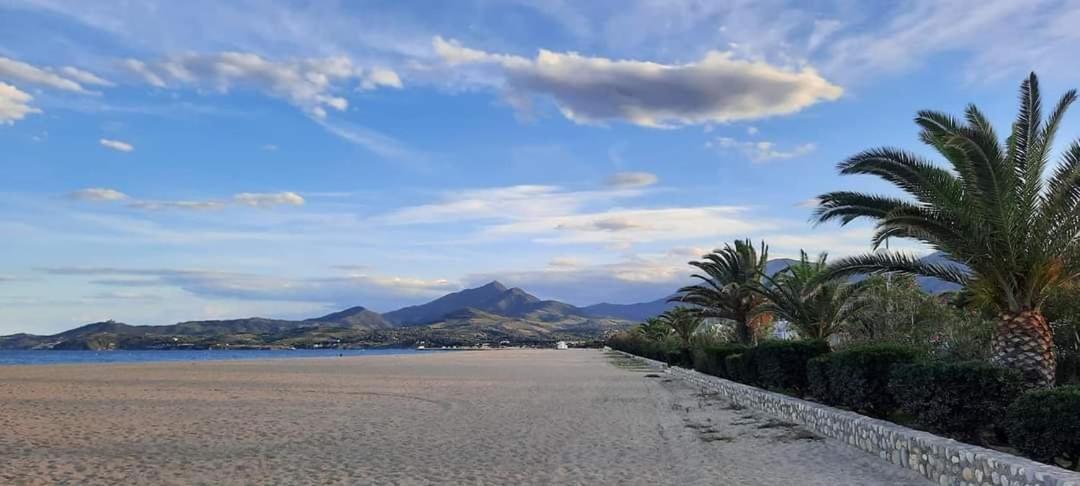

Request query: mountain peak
[{"left": 480, "top": 281, "right": 508, "bottom": 292}]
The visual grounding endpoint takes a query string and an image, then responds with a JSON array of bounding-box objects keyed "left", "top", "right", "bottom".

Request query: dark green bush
[
  {"left": 691, "top": 343, "right": 748, "bottom": 378},
  {"left": 724, "top": 352, "right": 758, "bottom": 385},
  {"left": 1005, "top": 386, "right": 1080, "bottom": 470},
  {"left": 806, "top": 354, "right": 835, "bottom": 403},
  {"left": 826, "top": 344, "right": 921, "bottom": 417},
  {"left": 1058, "top": 352, "right": 1080, "bottom": 385},
  {"left": 752, "top": 340, "right": 829, "bottom": 394},
  {"left": 607, "top": 332, "right": 679, "bottom": 364},
  {"left": 889, "top": 361, "right": 1023, "bottom": 441}
]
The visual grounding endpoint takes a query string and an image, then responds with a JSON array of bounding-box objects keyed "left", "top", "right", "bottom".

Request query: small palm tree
[
  {"left": 636, "top": 317, "right": 674, "bottom": 342},
  {"left": 754, "top": 251, "right": 867, "bottom": 340},
  {"left": 673, "top": 239, "right": 771, "bottom": 344},
  {"left": 815, "top": 73, "right": 1080, "bottom": 386},
  {"left": 658, "top": 307, "right": 706, "bottom": 350}
]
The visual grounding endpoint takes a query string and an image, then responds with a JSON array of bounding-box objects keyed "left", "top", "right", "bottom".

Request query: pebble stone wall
[{"left": 617, "top": 351, "right": 1080, "bottom": 486}]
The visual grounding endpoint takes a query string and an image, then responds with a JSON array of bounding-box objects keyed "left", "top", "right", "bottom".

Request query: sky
[{"left": 3, "top": 0, "right": 1080, "bottom": 334}]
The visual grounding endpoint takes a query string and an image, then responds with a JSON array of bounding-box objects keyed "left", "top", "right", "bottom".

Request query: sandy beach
[{"left": 0, "top": 349, "right": 928, "bottom": 485}]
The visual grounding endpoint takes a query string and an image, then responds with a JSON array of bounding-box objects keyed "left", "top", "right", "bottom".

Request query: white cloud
[
  {"left": 69, "top": 188, "right": 129, "bottom": 202},
  {"left": 80, "top": 191, "right": 306, "bottom": 211},
  {"left": 0, "top": 56, "right": 93, "bottom": 93},
  {"left": 122, "top": 52, "right": 403, "bottom": 118},
  {"left": 433, "top": 36, "right": 842, "bottom": 127},
  {"left": 0, "top": 82, "right": 40, "bottom": 124},
  {"left": 58, "top": 66, "right": 114, "bottom": 87},
  {"left": 606, "top": 171, "right": 658, "bottom": 189},
  {"left": 99, "top": 138, "right": 134, "bottom": 152},
  {"left": 746, "top": 126, "right": 759, "bottom": 135},
  {"left": 360, "top": 67, "right": 403, "bottom": 90},
  {"left": 381, "top": 184, "right": 641, "bottom": 225},
  {"left": 122, "top": 59, "right": 166, "bottom": 87},
  {"left": 486, "top": 206, "right": 772, "bottom": 245},
  {"left": 233, "top": 192, "right": 305, "bottom": 208},
  {"left": 707, "top": 136, "right": 816, "bottom": 162}
]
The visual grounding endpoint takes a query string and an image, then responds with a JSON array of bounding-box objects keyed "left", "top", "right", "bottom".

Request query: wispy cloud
[
  {"left": 69, "top": 187, "right": 129, "bottom": 201},
  {"left": 0, "top": 56, "right": 106, "bottom": 93},
  {"left": 706, "top": 136, "right": 816, "bottom": 163},
  {"left": 606, "top": 171, "right": 658, "bottom": 189},
  {"left": 121, "top": 52, "right": 402, "bottom": 118},
  {"left": 99, "top": 138, "right": 134, "bottom": 152}
]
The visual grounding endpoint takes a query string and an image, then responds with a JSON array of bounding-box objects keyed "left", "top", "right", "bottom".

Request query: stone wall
[{"left": 618, "top": 351, "right": 1080, "bottom": 486}]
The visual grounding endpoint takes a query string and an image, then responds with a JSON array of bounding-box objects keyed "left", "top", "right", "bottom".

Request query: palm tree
[
  {"left": 814, "top": 73, "right": 1080, "bottom": 386},
  {"left": 672, "top": 239, "right": 771, "bottom": 344},
  {"left": 753, "top": 251, "right": 867, "bottom": 340},
  {"left": 636, "top": 317, "right": 674, "bottom": 342},
  {"left": 658, "top": 306, "right": 706, "bottom": 349}
]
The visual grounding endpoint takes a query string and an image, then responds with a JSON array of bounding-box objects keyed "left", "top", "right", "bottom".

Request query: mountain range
[{"left": 0, "top": 253, "right": 962, "bottom": 350}]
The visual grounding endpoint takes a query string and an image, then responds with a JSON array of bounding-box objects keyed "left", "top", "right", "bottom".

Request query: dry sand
[{"left": 0, "top": 349, "right": 928, "bottom": 485}]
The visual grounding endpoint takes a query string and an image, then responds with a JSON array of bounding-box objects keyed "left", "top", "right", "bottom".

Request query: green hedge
[
  {"left": 752, "top": 340, "right": 829, "bottom": 394},
  {"left": 889, "top": 361, "right": 1024, "bottom": 441},
  {"left": 724, "top": 352, "right": 758, "bottom": 385},
  {"left": 806, "top": 354, "right": 835, "bottom": 403},
  {"left": 1005, "top": 386, "right": 1080, "bottom": 470},
  {"left": 691, "top": 344, "right": 748, "bottom": 379},
  {"left": 811, "top": 344, "right": 920, "bottom": 417}
]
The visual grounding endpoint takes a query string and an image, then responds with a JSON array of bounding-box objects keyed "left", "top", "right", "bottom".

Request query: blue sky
[{"left": 3, "top": 0, "right": 1080, "bottom": 334}]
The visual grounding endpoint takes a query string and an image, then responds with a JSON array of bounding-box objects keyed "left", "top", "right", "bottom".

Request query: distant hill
[
  {"left": 581, "top": 297, "right": 677, "bottom": 322},
  {"left": 384, "top": 281, "right": 511, "bottom": 325},
  {"left": 383, "top": 281, "right": 590, "bottom": 325},
  {"left": 306, "top": 306, "right": 390, "bottom": 329}
]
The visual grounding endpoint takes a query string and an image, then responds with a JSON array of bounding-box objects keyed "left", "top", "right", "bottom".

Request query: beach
[{"left": 0, "top": 349, "right": 927, "bottom": 485}]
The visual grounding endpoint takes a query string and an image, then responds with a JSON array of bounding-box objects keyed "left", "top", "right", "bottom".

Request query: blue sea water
[{"left": 0, "top": 348, "right": 428, "bottom": 366}]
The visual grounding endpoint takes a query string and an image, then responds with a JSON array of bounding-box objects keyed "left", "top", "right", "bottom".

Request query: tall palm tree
[
  {"left": 672, "top": 239, "right": 771, "bottom": 344},
  {"left": 658, "top": 306, "right": 706, "bottom": 350},
  {"left": 814, "top": 73, "right": 1080, "bottom": 386},
  {"left": 753, "top": 251, "right": 867, "bottom": 340}
]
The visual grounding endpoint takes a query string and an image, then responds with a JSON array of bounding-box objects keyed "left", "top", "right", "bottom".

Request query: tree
[
  {"left": 753, "top": 251, "right": 867, "bottom": 340},
  {"left": 672, "top": 239, "right": 772, "bottom": 344},
  {"left": 657, "top": 307, "right": 705, "bottom": 350},
  {"left": 635, "top": 317, "right": 674, "bottom": 342},
  {"left": 815, "top": 73, "right": 1080, "bottom": 386}
]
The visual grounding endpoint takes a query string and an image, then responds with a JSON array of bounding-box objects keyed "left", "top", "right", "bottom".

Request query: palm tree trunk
[{"left": 991, "top": 310, "right": 1056, "bottom": 387}]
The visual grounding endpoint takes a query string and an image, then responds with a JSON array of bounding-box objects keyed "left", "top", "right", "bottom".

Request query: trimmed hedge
[
  {"left": 724, "top": 352, "right": 758, "bottom": 385},
  {"left": 691, "top": 344, "right": 749, "bottom": 379},
  {"left": 752, "top": 340, "right": 829, "bottom": 394},
  {"left": 1005, "top": 386, "right": 1080, "bottom": 470},
  {"left": 811, "top": 344, "right": 920, "bottom": 416},
  {"left": 806, "top": 354, "right": 834, "bottom": 403},
  {"left": 889, "top": 361, "right": 1024, "bottom": 441}
]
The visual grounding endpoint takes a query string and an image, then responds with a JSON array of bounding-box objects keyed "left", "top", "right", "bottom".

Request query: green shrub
[
  {"left": 889, "top": 361, "right": 1023, "bottom": 441},
  {"left": 826, "top": 344, "right": 921, "bottom": 417},
  {"left": 1005, "top": 386, "right": 1080, "bottom": 470},
  {"left": 724, "top": 352, "right": 758, "bottom": 385},
  {"left": 1058, "top": 352, "right": 1080, "bottom": 385},
  {"left": 806, "top": 354, "right": 835, "bottom": 403},
  {"left": 752, "top": 340, "right": 829, "bottom": 394},
  {"left": 691, "top": 343, "right": 748, "bottom": 378}
]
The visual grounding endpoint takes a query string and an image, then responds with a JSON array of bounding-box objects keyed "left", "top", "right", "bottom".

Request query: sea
[{"left": 0, "top": 348, "right": 429, "bottom": 366}]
